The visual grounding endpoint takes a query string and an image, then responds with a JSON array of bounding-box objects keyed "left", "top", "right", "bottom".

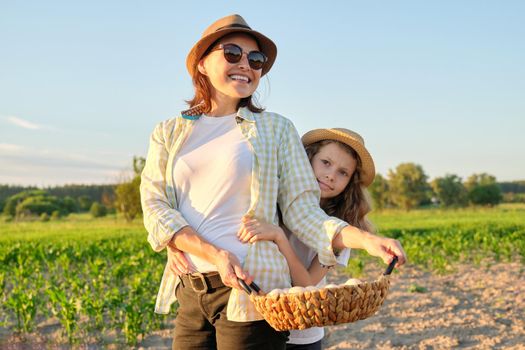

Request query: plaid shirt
[{"left": 140, "top": 105, "right": 348, "bottom": 321}]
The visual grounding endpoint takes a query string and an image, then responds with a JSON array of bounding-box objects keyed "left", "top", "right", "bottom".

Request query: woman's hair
[
  {"left": 186, "top": 34, "right": 265, "bottom": 114},
  {"left": 305, "top": 140, "right": 375, "bottom": 233}
]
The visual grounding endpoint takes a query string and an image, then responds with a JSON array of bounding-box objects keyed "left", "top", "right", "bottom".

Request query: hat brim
[
  {"left": 302, "top": 129, "right": 376, "bottom": 187},
  {"left": 186, "top": 28, "right": 277, "bottom": 77}
]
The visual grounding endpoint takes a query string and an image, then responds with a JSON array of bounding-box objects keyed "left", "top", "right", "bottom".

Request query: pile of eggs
[{"left": 266, "top": 278, "right": 363, "bottom": 297}]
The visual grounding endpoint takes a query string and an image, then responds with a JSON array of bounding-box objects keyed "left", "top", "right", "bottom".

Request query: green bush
[
  {"left": 90, "top": 202, "right": 107, "bottom": 218},
  {"left": 4, "top": 190, "right": 82, "bottom": 219},
  {"left": 40, "top": 213, "right": 50, "bottom": 222},
  {"left": 503, "top": 193, "right": 525, "bottom": 203},
  {"left": 469, "top": 184, "right": 502, "bottom": 206},
  {"left": 114, "top": 176, "right": 141, "bottom": 222},
  {"left": 465, "top": 173, "right": 502, "bottom": 206},
  {"left": 62, "top": 196, "right": 79, "bottom": 213},
  {"left": 16, "top": 196, "right": 62, "bottom": 218},
  {"left": 3, "top": 190, "right": 48, "bottom": 217},
  {"left": 51, "top": 211, "right": 61, "bottom": 220},
  {"left": 78, "top": 196, "right": 92, "bottom": 212}
]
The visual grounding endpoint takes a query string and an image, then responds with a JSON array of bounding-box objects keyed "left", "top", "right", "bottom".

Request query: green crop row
[
  {"left": 0, "top": 225, "right": 172, "bottom": 346},
  {"left": 346, "top": 205, "right": 525, "bottom": 276},
  {"left": 1, "top": 206, "right": 524, "bottom": 346}
]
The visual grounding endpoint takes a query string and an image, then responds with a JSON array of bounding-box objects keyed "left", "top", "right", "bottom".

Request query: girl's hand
[
  {"left": 238, "top": 216, "right": 286, "bottom": 244},
  {"left": 167, "top": 245, "right": 194, "bottom": 275}
]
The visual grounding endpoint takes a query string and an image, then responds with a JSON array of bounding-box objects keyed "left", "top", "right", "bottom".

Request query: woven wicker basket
[{"left": 245, "top": 257, "right": 397, "bottom": 331}]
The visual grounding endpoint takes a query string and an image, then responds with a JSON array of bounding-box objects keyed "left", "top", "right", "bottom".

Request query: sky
[{"left": 1, "top": 1, "right": 524, "bottom": 186}]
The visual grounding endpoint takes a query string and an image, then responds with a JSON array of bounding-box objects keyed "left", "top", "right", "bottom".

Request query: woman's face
[
  {"left": 199, "top": 34, "right": 262, "bottom": 102},
  {"left": 311, "top": 142, "right": 357, "bottom": 199}
]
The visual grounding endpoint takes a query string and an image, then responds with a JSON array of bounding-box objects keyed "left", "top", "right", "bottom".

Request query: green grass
[
  {"left": 0, "top": 213, "right": 144, "bottom": 241},
  {"left": 345, "top": 204, "right": 525, "bottom": 275},
  {"left": 370, "top": 204, "right": 525, "bottom": 231},
  {"left": 1, "top": 205, "right": 524, "bottom": 345}
]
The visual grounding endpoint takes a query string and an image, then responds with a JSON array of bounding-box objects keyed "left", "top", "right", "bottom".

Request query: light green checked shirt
[{"left": 140, "top": 105, "right": 348, "bottom": 321}]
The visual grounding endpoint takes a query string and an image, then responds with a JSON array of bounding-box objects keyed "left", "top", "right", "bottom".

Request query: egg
[
  {"left": 344, "top": 278, "right": 363, "bottom": 286},
  {"left": 288, "top": 286, "right": 305, "bottom": 294},
  {"left": 267, "top": 288, "right": 282, "bottom": 297},
  {"left": 305, "top": 286, "right": 318, "bottom": 292},
  {"left": 324, "top": 284, "right": 339, "bottom": 289}
]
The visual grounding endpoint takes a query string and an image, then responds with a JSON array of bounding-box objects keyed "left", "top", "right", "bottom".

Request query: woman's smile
[{"left": 229, "top": 74, "right": 251, "bottom": 83}]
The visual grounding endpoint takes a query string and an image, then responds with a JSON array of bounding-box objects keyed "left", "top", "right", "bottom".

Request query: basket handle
[
  {"left": 238, "top": 278, "right": 262, "bottom": 295},
  {"left": 383, "top": 255, "right": 398, "bottom": 276}
]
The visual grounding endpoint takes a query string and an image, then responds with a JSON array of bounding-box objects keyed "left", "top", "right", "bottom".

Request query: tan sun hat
[
  {"left": 302, "top": 128, "right": 376, "bottom": 187},
  {"left": 186, "top": 14, "right": 277, "bottom": 78}
]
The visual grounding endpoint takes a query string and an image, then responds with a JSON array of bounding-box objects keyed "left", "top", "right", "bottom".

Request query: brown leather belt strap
[{"left": 180, "top": 272, "right": 223, "bottom": 294}]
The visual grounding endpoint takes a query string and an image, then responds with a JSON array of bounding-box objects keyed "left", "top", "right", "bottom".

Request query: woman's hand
[
  {"left": 362, "top": 233, "right": 407, "bottom": 268},
  {"left": 238, "top": 216, "right": 286, "bottom": 245},
  {"left": 167, "top": 245, "right": 193, "bottom": 275},
  {"left": 213, "top": 249, "right": 253, "bottom": 291}
]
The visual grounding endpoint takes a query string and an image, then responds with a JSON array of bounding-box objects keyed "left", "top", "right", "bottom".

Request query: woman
[{"left": 140, "top": 14, "right": 406, "bottom": 350}]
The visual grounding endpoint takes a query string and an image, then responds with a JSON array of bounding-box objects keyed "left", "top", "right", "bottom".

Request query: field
[{"left": 1, "top": 205, "right": 524, "bottom": 348}]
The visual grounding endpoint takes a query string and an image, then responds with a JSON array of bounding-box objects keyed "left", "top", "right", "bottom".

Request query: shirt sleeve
[
  {"left": 336, "top": 248, "right": 351, "bottom": 266},
  {"left": 276, "top": 120, "right": 348, "bottom": 267},
  {"left": 140, "top": 120, "right": 189, "bottom": 252}
]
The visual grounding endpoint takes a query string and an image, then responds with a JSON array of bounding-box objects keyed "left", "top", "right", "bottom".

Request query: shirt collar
[
  {"left": 180, "top": 104, "right": 206, "bottom": 120},
  {"left": 236, "top": 107, "right": 255, "bottom": 123},
  {"left": 181, "top": 104, "right": 256, "bottom": 123}
]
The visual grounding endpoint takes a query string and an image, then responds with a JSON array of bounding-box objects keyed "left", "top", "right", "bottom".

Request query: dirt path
[{"left": 323, "top": 261, "right": 525, "bottom": 350}]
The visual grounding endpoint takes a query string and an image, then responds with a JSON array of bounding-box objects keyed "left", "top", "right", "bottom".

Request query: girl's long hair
[
  {"left": 305, "top": 140, "right": 375, "bottom": 233},
  {"left": 186, "top": 35, "right": 265, "bottom": 114}
]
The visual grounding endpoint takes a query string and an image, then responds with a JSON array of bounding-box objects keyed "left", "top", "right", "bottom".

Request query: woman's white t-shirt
[{"left": 173, "top": 113, "right": 252, "bottom": 272}]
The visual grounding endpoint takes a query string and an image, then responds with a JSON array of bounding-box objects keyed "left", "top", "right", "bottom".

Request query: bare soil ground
[
  {"left": 2, "top": 261, "right": 524, "bottom": 349},
  {"left": 323, "top": 261, "right": 525, "bottom": 350}
]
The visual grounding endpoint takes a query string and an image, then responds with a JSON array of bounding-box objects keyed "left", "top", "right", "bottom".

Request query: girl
[
  {"left": 141, "top": 14, "right": 406, "bottom": 350},
  {"left": 238, "top": 128, "right": 376, "bottom": 349}
]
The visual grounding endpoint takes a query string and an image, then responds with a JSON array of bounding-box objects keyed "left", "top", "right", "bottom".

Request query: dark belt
[{"left": 180, "top": 271, "right": 224, "bottom": 294}]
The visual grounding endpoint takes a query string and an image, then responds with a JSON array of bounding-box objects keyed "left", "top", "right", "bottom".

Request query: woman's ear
[{"left": 197, "top": 59, "right": 207, "bottom": 76}]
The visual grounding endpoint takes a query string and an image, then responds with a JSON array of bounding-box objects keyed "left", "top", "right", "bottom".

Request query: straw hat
[
  {"left": 186, "top": 14, "right": 277, "bottom": 77},
  {"left": 302, "top": 128, "right": 376, "bottom": 187}
]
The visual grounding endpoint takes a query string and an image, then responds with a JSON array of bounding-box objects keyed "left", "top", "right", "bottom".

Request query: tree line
[
  {"left": 368, "top": 162, "right": 517, "bottom": 210},
  {"left": 0, "top": 184, "right": 115, "bottom": 212},
  {"left": 1, "top": 159, "right": 523, "bottom": 222},
  {"left": 1, "top": 157, "right": 144, "bottom": 222}
]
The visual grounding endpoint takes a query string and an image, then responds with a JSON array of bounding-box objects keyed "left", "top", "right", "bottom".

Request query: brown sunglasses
[{"left": 210, "top": 43, "right": 267, "bottom": 70}]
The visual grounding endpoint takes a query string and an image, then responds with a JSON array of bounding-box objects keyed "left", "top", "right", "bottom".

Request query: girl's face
[
  {"left": 311, "top": 142, "right": 357, "bottom": 199},
  {"left": 198, "top": 34, "right": 261, "bottom": 103}
]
